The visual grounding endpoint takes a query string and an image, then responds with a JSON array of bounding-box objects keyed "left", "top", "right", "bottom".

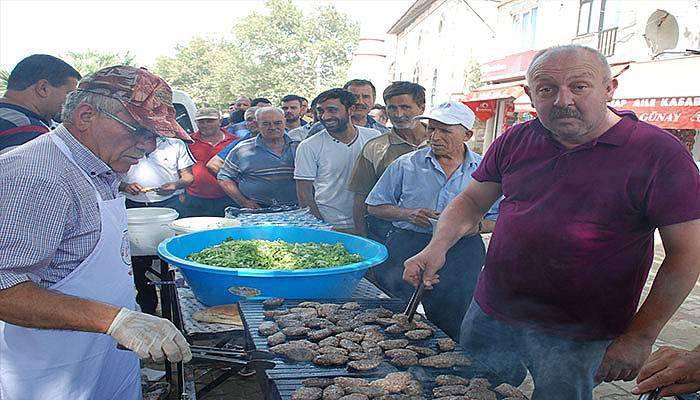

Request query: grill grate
[{"left": 239, "top": 298, "right": 508, "bottom": 400}]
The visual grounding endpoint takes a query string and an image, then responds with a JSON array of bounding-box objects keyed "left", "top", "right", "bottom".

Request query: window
[
  {"left": 430, "top": 69, "right": 438, "bottom": 106},
  {"left": 578, "top": 0, "right": 605, "bottom": 35},
  {"left": 513, "top": 8, "right": 538, "bottom": 49},
  {"left": 413, "top": 66, "right": 421, "bottom": 84},
  {"left": 438, "top": 17, "right": 444, "bottom": 34}
]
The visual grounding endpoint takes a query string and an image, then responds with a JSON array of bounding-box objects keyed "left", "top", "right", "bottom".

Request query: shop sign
[{"left": 609, "top": 97, "right": 700, "bottom": 129}]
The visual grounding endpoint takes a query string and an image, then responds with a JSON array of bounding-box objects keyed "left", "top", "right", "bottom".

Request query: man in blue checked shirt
[{"left": 366, "top": 101, "right": 500, "bottom": 339}]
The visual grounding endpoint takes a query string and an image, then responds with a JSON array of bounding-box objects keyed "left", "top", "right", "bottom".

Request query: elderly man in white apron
[{"left": 0, "top": 66, "right": 192, "bottom": 399}]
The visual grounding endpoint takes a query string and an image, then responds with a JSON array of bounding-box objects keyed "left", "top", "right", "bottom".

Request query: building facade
[{"left": 386, "top": 0, "right": 499, "bottom": 109}]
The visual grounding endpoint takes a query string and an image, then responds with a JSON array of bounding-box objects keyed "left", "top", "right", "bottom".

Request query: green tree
[
  {"left": 153, "top": 0, "right": 359, "bottom": 108},
  {"left": 233, "top": 0, "right": 359, "bottom": 102},
  {"left": 153, "top": 37, "right": 244, "bottom": 108},
  {"left": 63, "top": 49, "right": 135, "bottom": 77}
]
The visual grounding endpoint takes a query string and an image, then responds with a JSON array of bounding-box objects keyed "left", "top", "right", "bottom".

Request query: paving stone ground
[{"left": 176, "top": 233, "right": 699, "bottom": 399}]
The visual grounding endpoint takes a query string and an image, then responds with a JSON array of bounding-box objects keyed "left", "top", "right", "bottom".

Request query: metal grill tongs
[
  {"left": 189, "top": 345, "right": 276, "bottom": 370},
  {"left": 638, "top": 388, "right": 686, "bottom": 400},
  {"left": 403, "top": 271, "right": 425, "bottom": 322},
  {"left": 118, "top": 344, "right": 275, "bottom": 370}
]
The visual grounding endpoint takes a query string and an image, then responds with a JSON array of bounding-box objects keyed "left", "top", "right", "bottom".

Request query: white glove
[{"left": 107, "top": 307, "right": 192, "bottom": 363}]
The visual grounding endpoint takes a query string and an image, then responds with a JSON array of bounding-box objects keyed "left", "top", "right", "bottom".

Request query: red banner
[
  {"left": 464, "top": 100, "right": 497, "bottom": 122},
  {"left": 609, "top": 97, "right": 700, "bottom": 129}
]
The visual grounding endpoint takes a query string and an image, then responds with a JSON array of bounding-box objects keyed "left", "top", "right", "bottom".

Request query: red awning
[{"left": 609, "top": 98, "right": 700, "bottom": 129}]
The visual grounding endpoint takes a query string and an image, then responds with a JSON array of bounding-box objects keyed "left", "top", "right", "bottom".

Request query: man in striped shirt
[
  {"left": 0, "top": 54, "right": 81, "bottom": 154},
  {"left": 217, "top": 107, "right": 299, "bottom": 208}
]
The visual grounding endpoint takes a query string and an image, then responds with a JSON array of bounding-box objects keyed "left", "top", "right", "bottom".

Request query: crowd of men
[{"left": 0, "top": 46, "right": 698, "bottom": 400}]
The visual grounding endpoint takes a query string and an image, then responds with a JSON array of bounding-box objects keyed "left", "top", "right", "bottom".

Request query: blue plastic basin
[{"left": 157, "top": 226, "right": 388, "bottom": 306}]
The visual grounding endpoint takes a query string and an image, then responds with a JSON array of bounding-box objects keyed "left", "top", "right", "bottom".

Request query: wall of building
[
  {"left": 568, "top": 0, "right": 699, "bottom": 63},
  {"left": 387, "top": 0, "right": 499, "bottom": 108},
  {"left": 491, "top": 0, "right": 579, "bottom": 60}
]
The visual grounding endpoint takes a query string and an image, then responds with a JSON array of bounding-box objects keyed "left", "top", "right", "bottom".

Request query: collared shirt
[
  {"left": 365, "top": 115, "right": 389, "bottom": 134},
  {"left": 0, "top": 124, "right": 119, "bottom": 289},
  {"left": 0, "top": 102, "right": 51, "bottom": 154},
  {"left": 348, "top": 127, "right": 428, "bottom": 195},
  {"left": 123, "top": 137, "right": 195, "bottom": 203},
  {"left": 226, "top": 121, "right": 250, "bottom": 137},
  {"left": 218, "top": 135, "right": 299, "bottom": 206},
  {"left": 187, "top": 129, "right": 237, "bottom": 199},
  {"left": 472, "top": 109, "right": 700, "bottom": 339},
  {"left": 366, "top": 146, "right": 500, "bottom": 234}
]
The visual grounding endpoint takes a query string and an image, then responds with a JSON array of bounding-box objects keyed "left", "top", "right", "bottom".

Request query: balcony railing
[{"left": 598, "top": 27, "right": 617, "bottom": 57}]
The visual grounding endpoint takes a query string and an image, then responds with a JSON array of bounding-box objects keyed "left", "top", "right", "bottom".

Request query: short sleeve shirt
[
  {"left": 187, "top": 130, "right": 237, "bottom": 199},
  {"left": 348, "top": 129, "right": 426, "bottom": 195},
  {"left": 217, "top": 135, "right": 299, "bottom": 206},
  {"left": 471, "top": 109, "right": 700, "bottom": 339},
  {"left": 123, "top": 137, "right": 195, "bottom": 203},
  {"left": 294, "top": 127, "right": 381, "bottom": 229},
  {"left": 366, "top": 146, "right": 500, "bottom": 233}
]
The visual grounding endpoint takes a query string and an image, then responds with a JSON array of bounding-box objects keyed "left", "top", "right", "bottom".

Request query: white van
[{"left": 172, "top": 89, "right": 197, "bottom": 134}]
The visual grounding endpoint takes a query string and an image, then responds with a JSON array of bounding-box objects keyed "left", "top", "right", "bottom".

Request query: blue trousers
[
  {"left": 374, "top": 228, "right": 485, "bottom": 339},
  {"left": 460, "top": 301, "right": 611, "bottom": 400}
]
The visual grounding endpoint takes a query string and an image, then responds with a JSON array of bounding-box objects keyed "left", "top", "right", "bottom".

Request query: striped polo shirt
[
  {"left": 217, "top": 134, "right": 299, "bottom": 206},
  {"left": 0, "top": 102, "right": 51, "bottom": 154}
]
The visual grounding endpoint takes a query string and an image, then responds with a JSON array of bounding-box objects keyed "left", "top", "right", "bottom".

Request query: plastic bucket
[
  {"left": 158, "top": 226, "right": 388, "bottom": 305},
  {"left": 127, "top": 207, "right": 179, "bottom": 256},
  {"left": 170, "top": 217, "right": 241, "bottom": 235}
]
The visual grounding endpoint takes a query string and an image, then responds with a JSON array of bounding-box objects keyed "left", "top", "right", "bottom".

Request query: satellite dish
[{"left": 644, "top": 10, "right": 679, "bottom": 55}]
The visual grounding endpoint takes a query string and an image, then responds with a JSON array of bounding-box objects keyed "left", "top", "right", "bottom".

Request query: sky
[{"left": 0, "top": 0, "right": 414, "bottom": 71}]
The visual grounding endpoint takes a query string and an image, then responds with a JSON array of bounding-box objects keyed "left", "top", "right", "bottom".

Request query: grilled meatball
[
  {"left": 378, "top": 339, "right": 409, "bottom": 350},
  {"left": 266, "top": 331, "right": 286, "bottom": 347},
  {"left": 436, "top": 337, "right": 456, "bottom": 352},
  {"left": 435, "top": 374, "right": 470, "bottom": 386},
  {"left": 291, "top": 386, "right": 322, "bottom": 400},
  {"left": 370, "top": 372, "right": 414, "bottom": 394},
  {"left": 404, "top": 329, "right": 432, "bottom": 340},
  {"left": 322, "top": 384, "right": 345, "bottom": 400},
  {"left": 347, "top": 357, "right": 383, "bottom": 371},
  {"left": 494, "top": 383, "right": 527, "bottom": 398},
  {"left": 302, "top": 378, "right": 335, "bottom": 388},
  {"left": 263, "top": 297, "right": 285, "bottom": 308},
  {"left": 308, "top": 328, "right": 334, "bottom": 342},
  {"left": 258, "top": 321, "right": 279, "bottom": 336},
  {"left": 406, "top": 345, "right": 436, "bottom": 357},
  {"left": 313, "top": 353, "right": 349, "bottom": 366},
  {"left": 281, "top": 326, "right": 311, "bottom": 337},
  {"left": 418, "top": 352, "right": 471, "bottom": 368},
  {"left": 433, "top": 385, "right": 469, "bottom": 397}
]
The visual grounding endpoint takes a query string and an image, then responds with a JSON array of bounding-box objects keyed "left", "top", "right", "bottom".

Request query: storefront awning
[
  {"left": 612, "top": 57, "right": 700, "bottom": 129},
  {"left": 462, "top": 80, "right": 525, "bottom": 103}
]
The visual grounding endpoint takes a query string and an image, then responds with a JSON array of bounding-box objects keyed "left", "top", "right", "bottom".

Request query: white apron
[{"left": 0, "top": 133, "right": 141, "bottom": 400}]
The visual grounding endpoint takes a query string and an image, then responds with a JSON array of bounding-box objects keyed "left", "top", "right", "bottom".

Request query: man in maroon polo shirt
[
  {"left": 404, "top": 44, "right": 700, "bottom": 400},
  {"left": 184, "top": 107, "right": 238, "bottom": 217}
]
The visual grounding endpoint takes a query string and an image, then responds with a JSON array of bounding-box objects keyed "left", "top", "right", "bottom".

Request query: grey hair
[
  {"left": 254, "top": 106, "right": 284, "bottom": 121},
  {"left": 61, "top": 90, "right": 125, "bottom": 124},
  {"left": 244, "top": 106, "right": 259, "bottom": 119},
  {"left": 526, "top": 44, "right": 612, "bottom": 84}
]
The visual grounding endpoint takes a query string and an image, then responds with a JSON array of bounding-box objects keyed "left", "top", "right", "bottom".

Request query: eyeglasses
[
  {"left": 259, "top": 121, "right": 285, "bottom": 128},
  {"left": 97, "top": 107, "right": 157, "bottom": 141}
]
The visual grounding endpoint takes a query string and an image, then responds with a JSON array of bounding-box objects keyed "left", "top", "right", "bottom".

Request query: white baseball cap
[{"left": 414, "top": 101, "right": 475, "bottom": 130}]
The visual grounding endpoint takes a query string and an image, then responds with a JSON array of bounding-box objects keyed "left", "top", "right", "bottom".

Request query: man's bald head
[{"left": 526, "top": 45, "right": 612, "bottom": 84}]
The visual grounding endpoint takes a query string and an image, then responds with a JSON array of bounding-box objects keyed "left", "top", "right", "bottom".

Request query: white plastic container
[
  {"left": 170, "top": 217, "right": 241, "bottom": 235},
  {"left": 127, "top": 207, "right": 179, "bottom": 256}
]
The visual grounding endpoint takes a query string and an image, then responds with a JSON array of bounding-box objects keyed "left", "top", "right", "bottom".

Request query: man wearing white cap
[{"left": 365, "top": 101, "right": 500, "bottom": 338}]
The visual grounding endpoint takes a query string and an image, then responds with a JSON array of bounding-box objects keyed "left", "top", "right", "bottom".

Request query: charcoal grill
[{"left": 238, "top": 298, "right": 509, "bottom": 400}]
